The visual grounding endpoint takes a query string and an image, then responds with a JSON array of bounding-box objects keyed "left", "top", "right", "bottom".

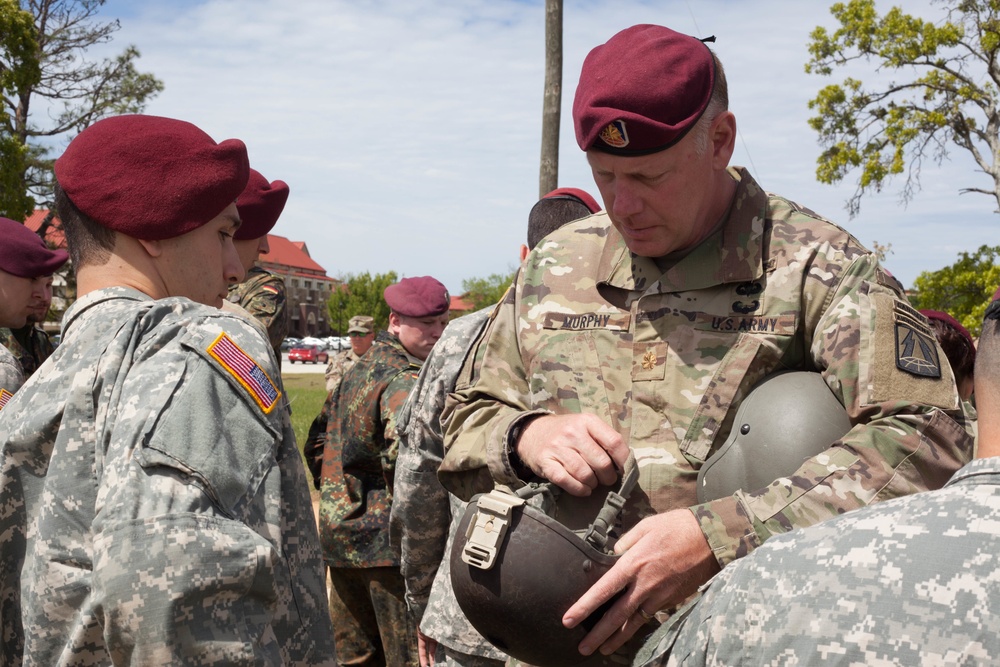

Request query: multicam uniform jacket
[
  {"left": 0, "top": 287, "right": 335, "bottom": 666},
  {"left": 0, "top": 345, "right": 21, "bottom": 409},
  {"left": 388, "top": 307, "right": 507, "bottom": 663},
  {"left": 2, "top": 325, "right": 55, "bottom": 379},
  {"left": 227, "top": 265, "right": 288, "bottom": 356},
  {"left": 320, "top": 330, "right": 421, "bottom": 568},
  {"left": 441, "top": 167, "right": 974, "bottom": 569},
  {"left": 638, "top": 456, "right": 1000, "bottom": 666}
]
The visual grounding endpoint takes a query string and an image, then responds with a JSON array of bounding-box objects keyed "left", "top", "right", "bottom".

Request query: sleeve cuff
[
  {"left": 689, "top": 494, "right": 762, "bottom": 568},
  {"left": 487, "top": 410, "right": 550, "bottom": 487}
]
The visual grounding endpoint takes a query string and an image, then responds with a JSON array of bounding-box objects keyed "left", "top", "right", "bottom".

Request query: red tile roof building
[{"left": 258, "top": 235, "right": 340, "bottom": 338}]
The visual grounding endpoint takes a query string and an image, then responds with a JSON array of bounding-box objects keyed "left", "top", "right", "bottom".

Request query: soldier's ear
[{"left": 136, "top": 238, "right": 164, "bottom": 258}]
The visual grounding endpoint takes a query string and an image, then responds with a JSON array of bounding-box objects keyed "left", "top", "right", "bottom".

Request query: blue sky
[{"left": 71, "top": 0, "right": 1000, "bottom": 295}]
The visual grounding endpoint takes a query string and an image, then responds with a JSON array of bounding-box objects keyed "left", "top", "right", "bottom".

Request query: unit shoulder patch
[{"left": 894, "top": 304, "right": 941, "bottom": 379}]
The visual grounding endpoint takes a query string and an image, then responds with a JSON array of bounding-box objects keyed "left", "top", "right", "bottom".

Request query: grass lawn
[{"left": 282, "top": 373, "right": 328, "bottom": 499}]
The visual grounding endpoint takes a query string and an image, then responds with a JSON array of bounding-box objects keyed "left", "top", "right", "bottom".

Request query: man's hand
[
  {"left": 516, "top": 413, "right": 629, "bottom": 495},
  {"left": 417, "top": 629, "right": 438, "bottom": 667},
  {"left": 561, "top": 509, "right": 720, "bottom": 657}
]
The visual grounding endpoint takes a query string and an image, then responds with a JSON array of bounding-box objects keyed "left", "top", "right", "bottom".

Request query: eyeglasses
[{"left": 348, "top": 332, "right": 368, "bottom": 337}]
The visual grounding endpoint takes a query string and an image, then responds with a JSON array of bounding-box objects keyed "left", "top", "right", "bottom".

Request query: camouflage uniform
[
  {"left": 441, "top": 168, "right": 974, "bottom": 659},
  {"left": 1, "top": 325, "right": 55, "bottom": 379},
  {"left": 319, "top": 330, "right": 422, "bottom": 666},
  {"left": 0, "top": 345, "right": 21, "bottom": 408},
  {"left": 326, "top": 348, "right": 364, "bottom": 393},
  {"left": 637, "top": 455, "right": 1000, "bottom": 666},
  {"left": 0, "top": 286, "right": 335, "bottom": 666},
  {"left": 389, "top": 306, "right": 507, "bottom": 666},
  {"left": 227, "top": 265, "right": 288, "bottom": 357}
]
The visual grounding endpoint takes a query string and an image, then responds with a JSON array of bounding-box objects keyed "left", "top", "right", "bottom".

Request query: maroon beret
[
  {"left": 544, "top": 187, "right": 601, "bottom": 214},
  {"left": 921, "top": 310, "right": 976, "bottom": 359},
  {"left": 573, "top": 24, "right": 715, "bottom": 155},
  {"left": 235, "top": 169, "right": 290, "bottom": 240},
  {"left": 384, "top": 276, "right": 450, "bottom": 318},
  {"left": 54, "top": 114, "right": 249, "bottom": 241},
  {"left": 0, "top": 217, "right": 69, "bottom": 278}
]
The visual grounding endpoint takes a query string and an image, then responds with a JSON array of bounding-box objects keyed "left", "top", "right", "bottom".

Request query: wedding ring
[{"left": 637, "top": 607, "right": 655, "bottom": 622}]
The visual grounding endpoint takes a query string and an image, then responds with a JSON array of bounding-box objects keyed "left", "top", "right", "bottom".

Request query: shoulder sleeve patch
[
  {"left": 894, "top": 304, "right": 941, "bottom": 378},
  {"left": 0, "top": 388, "right": 12, "bottom": 411},
  {"left": 206, "top": 332, "right": 281, "bottom": 413}
]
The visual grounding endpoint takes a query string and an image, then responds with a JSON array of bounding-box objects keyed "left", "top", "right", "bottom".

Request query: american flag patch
[
  {"left": 207, "top": 333, "right": 281, "bottom": 413},
  {"left": 0, "top": 388, "right": 12, "bottom": 411}
]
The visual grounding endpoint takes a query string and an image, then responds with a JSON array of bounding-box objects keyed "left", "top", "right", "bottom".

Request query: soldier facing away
[
  {"left": 389, "top": 187, "right": 602, "bottom": 667},
  {"left": 440, "top": 24, "right": 975, "bottom": 665},
  {"left": 0, "top": 114, "right": 335, "bottom": 665}
]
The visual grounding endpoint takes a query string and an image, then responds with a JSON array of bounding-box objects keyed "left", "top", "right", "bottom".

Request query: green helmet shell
[{"left": 697, "top": 371, "right": 852, "bottom": 503}]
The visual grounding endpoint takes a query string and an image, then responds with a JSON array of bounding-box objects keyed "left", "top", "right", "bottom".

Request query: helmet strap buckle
[{"left": 461, "top": 487, "right": 526, "bottom": 570}]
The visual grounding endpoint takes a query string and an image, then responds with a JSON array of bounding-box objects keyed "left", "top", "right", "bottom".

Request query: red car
[{"left": 288, "top": 345, "right": 329, "bottom": 364}]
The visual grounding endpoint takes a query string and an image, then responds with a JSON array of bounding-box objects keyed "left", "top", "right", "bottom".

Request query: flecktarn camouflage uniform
[
  {"left": 319, "top": 330, "right": 422, "bottom": 666},
  {"left": 227, "top": 265, "right": 288, "bottom": 356},
  {"left": 440, "top": 167, "right": 974, "bottom": 662},
  {"left": 0, "top": 345, "right": 21, "bottom": 410},
  {"left": 389, "top": 306, "right": 507, "bottom": 666},
  {"left": 0, "top": 286, "right": 335, "bottom": 666},
  {"left": 302, "top": 350, "right": 367, "bottom": 489},
  {"left": 636, "top": 456, "right": 1000, "bottom": 666},
  {"left": 2, "top": 324, "right": 55, "bottom": 379}
]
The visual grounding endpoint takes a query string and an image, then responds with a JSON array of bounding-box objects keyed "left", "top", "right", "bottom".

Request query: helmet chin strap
[{"left": 463, "top": 451, "right": 639, "bottom": 570}]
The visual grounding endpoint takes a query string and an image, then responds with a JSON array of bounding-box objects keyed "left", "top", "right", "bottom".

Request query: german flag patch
[
  {"left": 894, "top": 305, "right": 941, "bottom": 378},
  {"left": 207, "top": 332, "right": 281, "bottom": 413},
  {"left": 261, "top": 284, "right": 280, "bottom": 295},
  {"left": 0, "top": 388, "right": 12, "bottom": 411}
]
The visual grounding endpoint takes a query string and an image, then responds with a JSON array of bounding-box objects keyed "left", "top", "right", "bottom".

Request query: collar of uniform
[
  {"left": 597, "top": 166, "right": 768, "bottom": 294},
  {"left": 946, "top": 457, "right": 1000, "bottom": 487},
  {"left": 61, "top": 286, "right": 151, "bottom": 334},
  {"left": 376, "top": 329, "right": 424, "bottom": 368}
]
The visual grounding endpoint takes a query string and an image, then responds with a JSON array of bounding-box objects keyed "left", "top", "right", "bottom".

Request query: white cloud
[{"left": 79, "top": 0, "right": 998, "bottom": 294}]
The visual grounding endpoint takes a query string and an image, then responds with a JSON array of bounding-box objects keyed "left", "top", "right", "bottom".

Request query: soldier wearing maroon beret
[
  {"left": 0, "top": 115, "right": 335, "bottom": 665},
  {"left": 226, "top": 168, "right": 291, "bottom": 362},
  {"left": 0, "top": 217, "right": 69, "bottom": 402},
  {"left": 316, "top": 275, "right": 449, "bottom": 666},
  {"left": 440, "top": 24, "right": 974, "bottom": 665}
]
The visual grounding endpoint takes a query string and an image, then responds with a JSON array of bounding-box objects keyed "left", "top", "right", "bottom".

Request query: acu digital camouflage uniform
[
  {"left": 441, "top": 167, "right": 974, "bottom": 655},
  {"left": 389, "top": 306, "right": 507, "bottom": 667},
  {"left": 319, "top": 329, "right": 422, "bottom": 665},
  {"left": 1, "top": 324, "right": 55, "bottom": 379},
  {"left": 637, "top": 455, "right": 1000, "bottom": 666},
  {"left": 227, "top": 264, "right": 288, "bottom": 357},
  {"left": 0, "top": 287, "right": 335, "bottom": 666},
  {"left": 0, "top": 345, "right": 21, "bottom": 408}
]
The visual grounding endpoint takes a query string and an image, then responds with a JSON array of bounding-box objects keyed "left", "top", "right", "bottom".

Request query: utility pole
[{"left": 538, "top": 0, "right": 562, "bottom": 197}]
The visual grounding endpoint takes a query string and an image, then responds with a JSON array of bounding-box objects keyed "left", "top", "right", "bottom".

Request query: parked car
[{"left": 288, "top": 345, "right": 330, "bottom": 364}]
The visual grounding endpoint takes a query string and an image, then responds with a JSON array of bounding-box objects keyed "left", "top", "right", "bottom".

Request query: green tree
[
  {"left": 0, "top": 0, "right": 40, "bottom": 220},
  {"left": 462, "top": 270, "right": 516, "bottom": 311},
  {"left": 909, "top": 244, "right": 1000, "bottom": 336},
  {"left": 3, "top": 0, "right": 163, "bottom": 224},
  {"left": 806, "top": 0, "right": 1000, "bottom": 217},
  {"left": 327, "top": 271, "right": 398, "bottom": 335}
]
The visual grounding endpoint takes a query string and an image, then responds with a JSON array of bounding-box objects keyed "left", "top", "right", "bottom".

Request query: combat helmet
[
  {"left": 451, "top": 452, "right": 639, "bottom": 667},
  {"left": 697, "top": 371, "right": 852, "bottom": 503}
]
